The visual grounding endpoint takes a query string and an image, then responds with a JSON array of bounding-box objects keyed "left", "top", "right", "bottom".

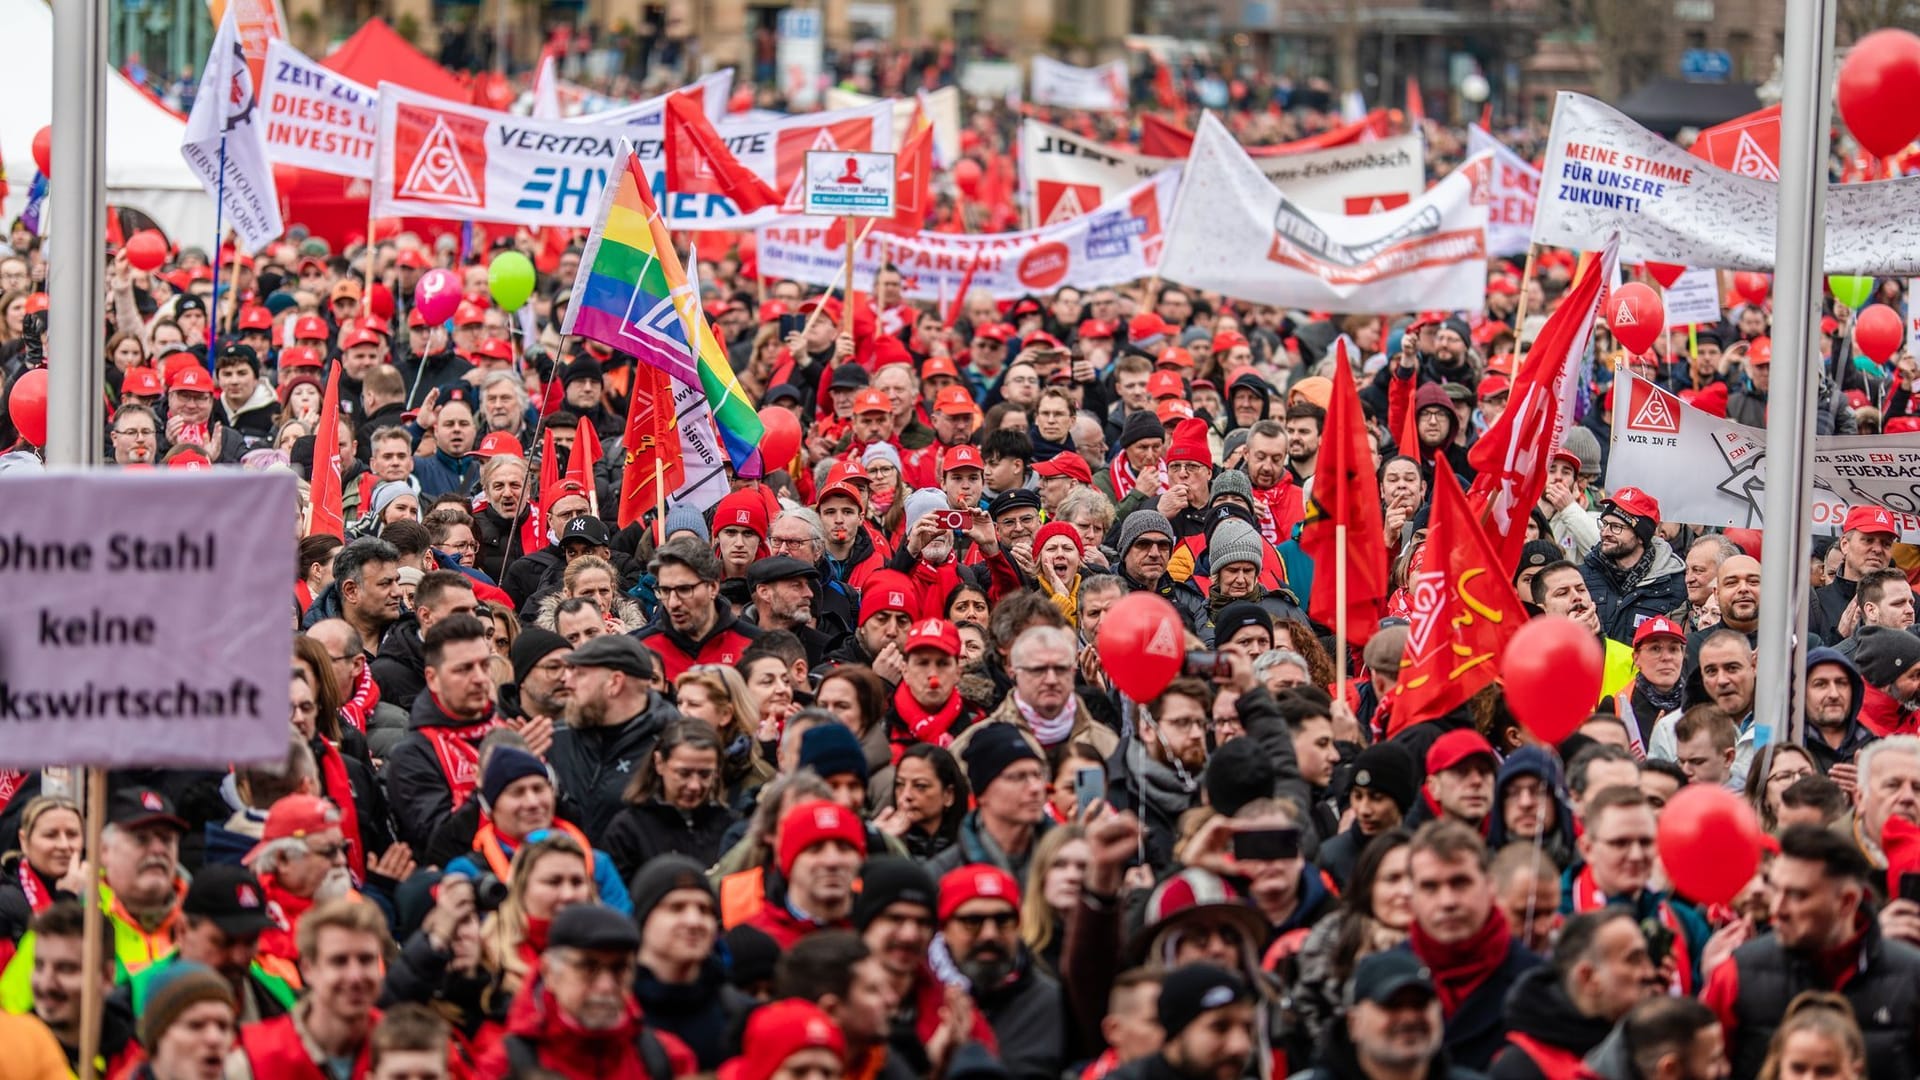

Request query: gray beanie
[
  {"left": 904, "top": 487, "right": 951, "bottom": 528},
  {"left": 1209, "top": 519, "right": 1264, "bottom": 571},
  {"left": 664, "top": 504, "right": 710, "bottom": 543},
  {"left": 862, "top": 442, "right": 903, "bottom": 472},
  {"left": 1561, "top": 426, "right": 1602, "bottom": 478},
  {"left": 1116, "top": 510, "right": 1175, "bottom": 560},
  {"left": 1853, "top": 626, "right": 1920, "bottom": 689},
  {"left": 1210, "top": 470, "right": 1254, "bottom": 508}
]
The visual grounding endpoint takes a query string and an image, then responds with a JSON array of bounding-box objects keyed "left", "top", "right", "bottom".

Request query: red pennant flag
[
  {"left": 664, "top": 93, "right": 781, "bottom": 212},
  {"left": 1405, "top": 77, "right": 1426, "bottom": 127},
  {"left": 307, "top": 362, "right": 345, "bottom": 540},
  {"left": 1467, "top": 236, "right": 1616, "bottom": 572},
  {"left": 1300, "top": 341, "right": 1390, "bottom": 645},
  {"left": 1479, "top": 102, "right": 1493, "bottom": 131},
  {"left": 523, "top": 427, "right": 560, "bottom": 555},
  {"left": 566, "top": 416, "right": 603, "bottom": 519},
  {"left": 1138, "top": 111, "right": 1381, "bottom": 158},
  {"left": 618, "top": 364, "right": 685, "bottom": 528},
  {"left": 1389, "top": 455, "right": 1529, "bottom": 734}
]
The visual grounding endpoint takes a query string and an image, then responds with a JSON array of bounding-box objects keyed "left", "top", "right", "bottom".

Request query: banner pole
[
  {"left": 1754, "top": 0, "right": 1835, "bottom": 755},
  {"left": 365, "top": 200, "right": 377, "bottom": 299},
  {"left": 799, "top": 218, "right": 879, "bottom": 344},
  {"left": 842, "top": 215, "right": 856, "bottom": 337},
  {"left": 1509, "top": 244, "right": 1538, "bottom": 344},
  {"left": 207, "top": 134, "right": 228, "bottom": 358},
  {"left": 655, "top": 460, "right": 667, "bottom": 546},
  {"left": 76, "top": 767, "right": 107, "bottom": 1080},
  {"left": 1334, "top": 525, "right": 1349, "bottom": 685}
]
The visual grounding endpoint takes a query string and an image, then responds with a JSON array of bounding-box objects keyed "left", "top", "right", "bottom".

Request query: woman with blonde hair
[
  {"left": 1020, "top": 823, "right": 1088, "bottom": 976},
  {"left": 477, "top": 831, "right": 596, "bottom": 999},
  {"left": 0, "top": 796, "right": 84, "bottom": 941},
  {"left": 1758, "top": 992, "right": 1867, "bottom": 1080},
  {"left": 674, "top": 665, "right": 774, "bottom": 802}
]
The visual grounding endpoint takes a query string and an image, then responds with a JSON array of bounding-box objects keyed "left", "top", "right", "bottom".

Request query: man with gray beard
[
  {"left": 242, "top": 794, "right": 359, "bottom": 978},
  {"left": 934, "top": 864, "right": 1066, "bottom": 1080}
]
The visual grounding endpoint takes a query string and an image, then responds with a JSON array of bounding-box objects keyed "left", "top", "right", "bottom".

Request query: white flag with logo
[
  {"left": 181, "top": 6, "right": 283, "bottom": 253},
  {"left": 1466, "top": 124, "right": 1537, "bottom": 257},
  {"left": 260, "top": 39, "right": 378, "bottom": 180},
  {"left": 1158, "top": 113, "right": 1488, "bottom": 313},
  {"left": 1030, "top": 56, "right": 1129, "bottom": 111}
]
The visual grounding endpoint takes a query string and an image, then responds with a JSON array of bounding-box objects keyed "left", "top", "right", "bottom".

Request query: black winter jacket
[{"left": 547, "top": 692, "right": 683, "bottom": 847}]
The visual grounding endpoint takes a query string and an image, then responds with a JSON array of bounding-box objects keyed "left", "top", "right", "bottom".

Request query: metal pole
[
  {"left": 48, "top": 0, "right": 107, "bottom": 468},
  {"left": 1752, "top": 0, "right": 1835, "bottom": 751}
]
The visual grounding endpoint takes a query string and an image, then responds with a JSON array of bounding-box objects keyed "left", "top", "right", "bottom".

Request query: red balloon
[
  {"left": 8, "top": 367, "right": 48, "bottom": 447},
  {"left": 1658, "top": 784, "right": 1763, "bottom": 905},
  {"left": 1723, "top": 528, "right": 1763, "bottom": 560},
  {"left": 1502, "top": 615, "right": 1603, "bottom": 744},
  {"left": 123, "top": 230, "right": 168, "bottom": 272},
  {"left": 1607, "top": 282, "right": 1665, "bottom": 355},
  {"left": 952, "top": 159, "right": 983, "bottom": 198},
  {"left": 1095, "top": 592, "right": 1185, "bottom": 701},
  {"left": 1838, "top": 29, "right": 1920, "bottom": 158},
  {"left": 1644, "top": 262, "right": 1685, "bottom": 289},
  {"left": 756, "top": 405, "right": 802, "bottom": 470},
  {"left": 1857, "top": 303, "right": 1905, "bottom": 363},
  {"left": 31, "top": 126, "right": 50, "bottom": 178},
  {"left": 1732, "top": 272, "right": 1771, "bottom": 307}
]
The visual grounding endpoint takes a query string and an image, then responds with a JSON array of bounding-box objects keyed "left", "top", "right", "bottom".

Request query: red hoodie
[{"left": 473, "top": 979, "right": 696, "bottom": 1080}]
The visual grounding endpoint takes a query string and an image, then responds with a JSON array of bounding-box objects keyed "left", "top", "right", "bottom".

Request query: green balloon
[
  {"left": 1829, "top": 274, "right": 1874, "bottom": 309},
  {"left": 488, "top": 251, "right": 537, "bottom": 312}
]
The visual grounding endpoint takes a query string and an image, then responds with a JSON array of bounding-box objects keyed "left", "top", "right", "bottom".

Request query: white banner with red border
[
  {"left": 1030, "top": 56, "right": 1129, "bottom": 111},
  {"left": 755, "top": 169, "right": 1179, "bottom": 301},
  {"left": 1466, "top": 124, "right": 1537, "bottom": 257},
  {"left": 1608, "top": 369, "right": 1920, "bottom": 538}
]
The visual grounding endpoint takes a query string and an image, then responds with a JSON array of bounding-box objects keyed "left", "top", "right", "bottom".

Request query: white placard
[
  {"left": 0, "top": 472, "right": 295, "bottom": 767},
  {"left": 1663, "top": 267, "right": 1723, "bottom": 328},
  {"left": 803, "top": 151, "right": 897, "bottom": 218},
  {"left": 261, "top": 39, "right": 378, "bottom": 179}
]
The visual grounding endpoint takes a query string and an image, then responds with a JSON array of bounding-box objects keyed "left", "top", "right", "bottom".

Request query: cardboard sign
[
  {"left": 802, "top": 151, "right": 898, "bottom": 218},
  {"left": 0, "top": 472, "right": 295, "bottom": 767}
]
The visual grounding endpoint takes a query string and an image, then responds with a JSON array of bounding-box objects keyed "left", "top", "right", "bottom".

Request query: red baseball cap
[
  {"left": 121, "top": 367, "right": 165, "bottom": 397},
  {"left": 1410, "top": 310, "right": 1452, "bottom": 329},
  {"left": 852, "top": 388, "right": 892, "bottom": 415},
  {"left": 166, "top": 449, "right": 212, "bottom": 471},
  {"left": 475, "top": 431, "right": 525, "bottom": 459},
  {"left": 799, "top": 296, "right": 843, "bottom": 322},
  {"left": 1747, "top": 337, "right": 1773, "bottom": 366},
  {"left": 1632, "top": 615, "right": 1687, "bottom": 649},
  {"left": 940, "top": 444, "right": 985, "bottom": 473},
  {"left": 454, "top": 301, "right": 487, "bottom": 327},
  {"left": 1551, "top": 448, "right": 1583, "bottom": 472},
  {"left": 1601, "top": 486, "right": 1662, "bottom": 524},
  {"left": 904, "top": 617, "right": 962, "bottom": 657},
  {"left": 1487, "top": 276, "right": 1518, "bottom": 296},
  {"left": 938, "top": 863, "right": 1020, "bottom": 921},
  {"left": 292, "top": 315, "right": 329, "bottom": 341},
  {"left": 1425, "top": 729, "right": 1497, "bottom": 776},
  {"left": 242, "top": 794, "right": 343, "bottom": 865},
  {"left": 1843, "top": 503, "right": 1898, "bottom": 536},
  {"left": 407, "top": 308, "right": 429, "bottom": 329},
  {"left": 1033, "top": 450, "right": 1093, "bottom": 485},
  {"left": 1129, "top": 312, "right": 1176, "bottom": 343},
  {"left": 1474, "top": 320, "right": 1511, "bottom": 346},
  {"left": 340, "top": 327, "right": 381, "bottom": 351},
  {"left": 237, "top": 306, "right": 273, "bottom": 331},
  {"left": 1156, "top": 346, "right": 1195, "bottom": 370},
  {"left": 167, "top": 365, "right": 215, "bottom": 394},
  {"left": 23, "top": 292, "right": 48, "bottom": 315},
  {"left": 972, "top": 323, "right": 1015, "bottom": 344},
  {"left": 921, "top": 356, "right": 961, "bottom": 382},
  {"left": 1211, "top": 330, "right": 1249, "bottom": 353},
  {"left": 278, "top": 345, "right": 323, "bottom": 370},
  {"left": 1078, "top": 318, "right": 1117, "bottom": 340},
  {"left": 394, "top": 249, "right": 431, "bottom": 271},
  {"left": 1486, "top": 353, "right": 1518, "bottom": 376},
  {"left": 1148, "top": 370, "right": 1185, "bottom": 399},
  {"left": 1477, "top": 375, "right": 1512, "bottom": 400},
  {"left": 758, "top": 301, "right": 789, "bottom": 324},
  {"left": 934, "top": 387, "right": 980, "bottom": 416},
  {"left": 358, "top": 315, "right": 392, "bottom": 339},
  {"left": 474, "top": 337, "right": 515, "bottom": 363},
  {"left": 1156, "top": 399, "right": 1196, "bottom": 423},
  {"left": 1024, "top": 331, "right": 1069, "bottom": 354}
]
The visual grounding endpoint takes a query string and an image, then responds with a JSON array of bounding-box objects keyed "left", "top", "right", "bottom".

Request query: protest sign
[
  {"left": 261, "top": 39, "right": 378, "bottom": 179},
  {"left": 1466, "top": 124, "right": 1538, "bottom": 257},
  {"left": 1030, "top": 56, "right": 1129, "bottom": 111},
  {"left": 182, "top": 8, "right": 283, "bottom": 253},
  {"left": 804, "top": 151, "right": 897, "bottom": 217},
  {"left": 1534, "top": 92, "right": 1920, "bottom": 273},
  {"left": 373, "top": 83, "right": 889, "bottom": 229},
  {"left": 757, "top": 169, "right": 1178, "bottom": 301},
  {"left": 1019, "top": 119, "right": 1423, "bottom": 225},
  {"left": 1608, "top": 369, "right": 1920, "bottom": 538},
  {"left": 1159, "top": 114, "right": 1488, "bottom": 313},
  {"left": 777, "top": 9, "right": 825, "bottom": 109},
  {"left": 0, "top": 473, "right": 294, "bottom": 768}
]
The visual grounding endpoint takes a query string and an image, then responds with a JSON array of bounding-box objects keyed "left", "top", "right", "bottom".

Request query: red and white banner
[
  {"left": 1466, "top": 124, "right": 1537, "bottom": 257},
  {"left": 1690, "top": 105, "right": 1780, "bottom": 181},
  {"left": 1158, "top": 114, "right": 1488, "bottom": 313},
  {"left": 372, "top": 82, "right": 889, "bottom": 229},
  {"left": 261, "top": 39, "right": 377, "bottom": 179},
  {"left": 182, "top": 7, "right": 283, "bottom": 253},
  {"left": 756, "top": 170, "right": 1179, "bottom": 301},
  {"left": 1030, "top": 56, "right": 1129, "bottom": 111},
  {"left": 1020, "top": 118, "right": 1423, "bottom": 225},
  {"left": 572, "top": 69, "right": 733, "bottom": 127}
]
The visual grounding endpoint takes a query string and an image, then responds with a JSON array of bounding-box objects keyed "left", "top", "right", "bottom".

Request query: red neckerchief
[
  {"left": 1108, "top": 455, "right": 1165, "bottom": 501},
  {"left": 1409, "top": 903, "right": 1513, "bottom": 1017},
  {"left": 338, "top": 663, "right": 379, "bottom": 735},
  {"left": 313, "top": 738, "right": 367, "bottom": 880},
  {"left": 16, "top": 861, "right": 51, "bottom": 914},
  {"left": 891, "top": 680, "right": 964, "bottom": 751},
  {"left": 1814, "top": 911, "right": 1872, "bottom": 991},
  {"left": 424, "top": 700, "right": 505, "bottom": 807}
]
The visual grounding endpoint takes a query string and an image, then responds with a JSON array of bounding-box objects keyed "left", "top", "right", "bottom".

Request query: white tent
[{"left": 0, "top": 0, "right": 215, "bottom": 246}]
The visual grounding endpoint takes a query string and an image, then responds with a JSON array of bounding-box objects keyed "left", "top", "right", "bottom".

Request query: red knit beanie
[
  {"left": 776, "top": 800, "right": 867, "bottom": 877},
  {"left": 858, "top": 570, "right": 919, "bottom": 625},
  {"left": 713, "top": 490, "right": 769, "bottom": 542},
  {"left": 1032, "top": 520, "right": 1085, "bottom": 561},
  {"left": 1164, "top": 417, "right": 1213, "bottom": 467},
  {"left": 937, "top": 863, "right": 1021, "bottom": 922},
  {"left": 720, "top": 1000, "right": 846, "bottom": 1080}
]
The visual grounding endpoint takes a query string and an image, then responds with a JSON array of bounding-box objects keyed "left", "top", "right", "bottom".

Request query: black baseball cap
[
  {"left": 109, "top": 788, "right": 187, "bottom": 834},
  {"left": 184, "top": 864, "right": 278, "bottom": 936},
  {"left": 1349, "top": 950, "right": 1437, "bottom": 1006},
  {"left": 563, "top": 634, "right": 656, "bottom": 679},
  {"left": 829, "top": 363, "right": 871, "bottom": 391},
  {"left": 765, "top": 383, "right": 805, "bottom": 406},
  {"left": 746, "top": 555, "right": 819, "bottom": 588},
  {"left": 561, "top": 516, "right": 611, "bottom": 549},
  {"left": 549, "top": 903, "right": 641, "bottom": 952},
  {"left": 987, "top": 489, "right": 1043, "bottom": 519}
]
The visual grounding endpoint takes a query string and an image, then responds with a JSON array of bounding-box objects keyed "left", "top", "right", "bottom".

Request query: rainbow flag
[{"left": 565, "top": 148, "right": 765, "bottom": 476}]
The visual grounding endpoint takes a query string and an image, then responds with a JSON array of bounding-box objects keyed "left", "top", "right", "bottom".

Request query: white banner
[
  {"left": 573, "top": 69, "right": 733, "bottom": 127},
  {"left": 1663, "top": 268, "right": 1722, "bottom": 328},
  {"left": 825, "top": 86, "right": 963, "bottom": 170},
  {"left": 261, "top": 39, "right": 377, "bottom": 179},
  {"left": 1608, "top": 369, "right": 1920, "bottom": 538},
  {"left": 1030, "top": 56, "right": 1128, "bottom": 111},
  {"left": 777, "top": 9, "right": 825, "bottom": 110},
  {"left": 373, "top": 83, "right": 890, "bottom": 229},
  {"left": 181, "top": 7, "right": 283, "bottom": 253},
  {"left": 1020, "top": 118, "right": 1423, "bottom": 225},
  {"left": 1467, "top": 124, "right": 1537, "bottom": 257},
  {"left": 757, "top": 169, "right": 1179, "bottom": 301},
  {"left": 1535, "top": 92, "right": 1920, "bottom": 274},
  {"left": 1159, "top": 114, "right": 1488, "bottom": 313}
]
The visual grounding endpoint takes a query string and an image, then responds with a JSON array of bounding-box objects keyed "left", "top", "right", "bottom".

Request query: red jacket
[
  {"left": 906, "top": 548, "right": 1023, "bottom": 617},
  {"left": 1858, "top": 683, "right": 1920, "bottom": 737},
  {"left": 739, "top": 900, "right": 850, "bottom": 949},
  {"left": 635, "top": 599, "right": 764, "bottom": 683},
  {"left": 474, "top": 980, "right": 695, "bottom": 1080},
  {"left": 237, "top": 1008, "right": 379, "bottom": 1080}
]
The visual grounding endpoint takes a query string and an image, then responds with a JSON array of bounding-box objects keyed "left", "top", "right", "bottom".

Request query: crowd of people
[{"left": 0, "top": 49, "right": 1915, "bottom": 1080}]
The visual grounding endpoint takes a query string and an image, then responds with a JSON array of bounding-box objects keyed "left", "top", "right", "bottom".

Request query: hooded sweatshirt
[{"left": 1802, "top": 647, "right": 1874, "bottom": 774}]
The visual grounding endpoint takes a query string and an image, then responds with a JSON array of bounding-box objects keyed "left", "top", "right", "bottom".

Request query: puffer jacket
[{"left": 1578, "top": 536, "right": 1686, "bottom": 645}]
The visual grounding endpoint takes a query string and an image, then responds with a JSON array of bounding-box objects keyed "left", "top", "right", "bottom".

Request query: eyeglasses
[
  {"left": 950, "top": 911, "right": 1018, "bottom": 933},
  {"left": 114, "top": 427, "right": 156, "bottom": 438},
  {"left": 656, "top": 582, "right": 712, "bottom": 600},
  {"left": 1017, "top": 663, "right": 1074, "bottom": 680},
  {"left": 441, "top": 540, "right": 478, "bottom": 553},
  {"left": 769, "top": 535, "right": 819, "bottom": 552},
  {"left": 1130, "top": 539, "right": 1174, "bottom": 554}
]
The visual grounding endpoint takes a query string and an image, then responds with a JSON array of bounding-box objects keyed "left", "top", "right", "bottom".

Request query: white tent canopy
[{"left": 0, "top": 0, "right": 215, "bottom": 247}]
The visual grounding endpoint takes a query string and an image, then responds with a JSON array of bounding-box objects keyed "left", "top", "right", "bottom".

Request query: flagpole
[
  {"left": 206, "top": 135, "right": 228, "bottom": 360},
  {"left": 799, "top": 218, "right": 880, "bottom": 343},
  {"left": 364, "top": 200, "right": 377, "bottom": 300},
  {"left": 1334, "top": 526, "right": 1349, "bottom": 686},
  {"left": 655, "top": 460, "right": 667, "bottom": 546},
  {"left": 1508, "top": 244, "right": 1537, "bottom": 344},
  {"left": 842, "top": 214, "right": 856, "bottom": 337}
]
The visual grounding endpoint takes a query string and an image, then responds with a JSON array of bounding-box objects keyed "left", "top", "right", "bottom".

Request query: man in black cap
[
  {"left": 928, "top": 723, "right": 1053, "bottom": 879},
  {"left": 1514, "top": 539, "right": 1565, "bottom": 607},
  {"left": 504, "top": 627, "right": 572, "bottom": 729},
  {"left": 560, "top": 358, "right": 621, "bottom": 439},
  {"left": 989, "top": 488, "right": 1045, "bottom": 575},
  {"left": 1096, "top": 411, "right": 1167, "bottom": 504},
  {"left": 122, "top": 863, "right": 292, "bottom": 1024},
  {"left": 1290, "top": 951, "right": 1479, "bottom": 1080},
  {"left": 550, "top": 635, "right": 682, "bottom": 845},
  {"left": 92, "top": 788, "right": 189, "bottom": 977},
  {"left": 214, "top": 341, "right": 278, "bottom": 445},
  {"left": 1108, "top": 963, "right": 1256, "bottom": 1080},
  {"left": 630, "top": 855, "right": 742, "bottom": 1069},
  {"left": 1316, "top": 742, "right": 1417, "bottom": 888},
  {"left": 747, "top": 555, "right": 835, "bottom": 668},
  {"left": 854, "top": 857, "right": 939, "bottom": 1013}
]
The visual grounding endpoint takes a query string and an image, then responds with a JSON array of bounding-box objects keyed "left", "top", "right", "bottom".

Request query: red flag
[
  {"left": 567, "top": 416, "right": 604, "bottom": 518},
  {"left": 664, "top": 93, "right": 781, "bottom": 212},
  {"left": 1689, "top": 104, "right": 1781, "bottom": 181},
  {"left": 1467, "top": 235, "right": 1616, "bottom": 572},
  {"left": 1138, "top": 111, "right": 1382, "bottom": 158},
  {"left": 1405, "top": 77, "right": 1426, "bottom": 127},
  {"left": 307, "top": 362, "right": 345, "bottom": 540},
  {"left": 889, "top": 113, "right": 934, "bottom": 232},
  {"left": 523, "top": 427, "right": 560, "bottom": 555},
  {"left": 1152, "top": 58, "right": 1182, "bottom": 120},
  {"left": 1389, "top": 455, "right": 1529, "bottom": 734},
  {"left": 1300, "top": 341, "right": 1390, "bottom": 645},
  {"left": 618, "top": 364, "right": 685, "bottom": 528},
  {"left": 1479, "top": 102, "right": 1493, "bottom": 131}
]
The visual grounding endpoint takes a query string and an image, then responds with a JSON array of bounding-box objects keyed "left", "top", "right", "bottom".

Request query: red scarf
[
  {"left": 313, "top": 738, "right": 367, "bottom": 880},
  {"left": 1568, "top": 866, "right": 1692, "bottom": 995},
  {"left": 1409, "top": 903, "right": 1513, "bottom": 1017},
  {"left": 338, "top": 663, "right": 380, "bottom": 735},
  {"left": 16, "top": 861, "right": 51, "bottom": 914},
  {"left": 891, "top": 681, "right": 964, "bottom": 752},
  {"left": 424, "top": 701, "right": 506, "bottom": 807},
  {"left": 517, "top": 915, "right": 552, "bottom": 978},
  {"left": 256, "top": 873, "right": 314, "bottom": 970},
  {"left": 0, "top": 771, "right": 28, "bottom": 819},
  {"left": 1107, "top": 455, "right": 1165, "bottom": 501}
]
